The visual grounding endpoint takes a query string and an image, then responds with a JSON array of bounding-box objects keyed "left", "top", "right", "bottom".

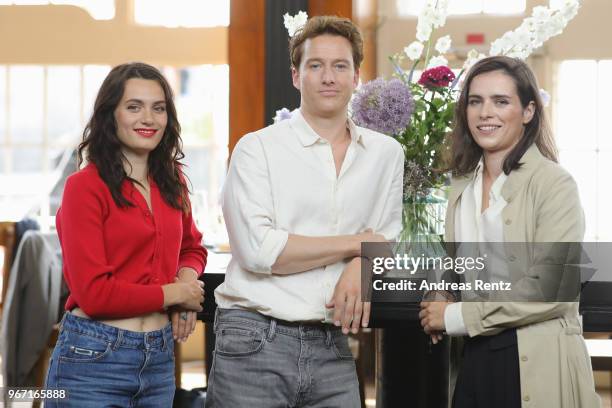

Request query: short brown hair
[
  {"left": 289, "top": 15, "right": 363, "bottom": 70},
  {"left": 450, "top": 56, "right": 558, "bottom": 176}
]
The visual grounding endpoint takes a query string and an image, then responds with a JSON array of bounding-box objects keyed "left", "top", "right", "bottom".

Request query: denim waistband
[
  {"left": 215, "top": 308, "right": 342, "bottom": 342},
  {"left": 60, "top": 312, "right": 173, "bottom": 351}
]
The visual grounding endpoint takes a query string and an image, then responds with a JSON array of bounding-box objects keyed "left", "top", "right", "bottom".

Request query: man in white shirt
[{"left": 206, "top": 15, "right": 404, "bottom": 408}]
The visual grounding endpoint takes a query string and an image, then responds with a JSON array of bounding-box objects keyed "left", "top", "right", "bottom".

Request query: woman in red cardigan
[{"left": 44, "top": 62, "right": 207, "bottom": 407}]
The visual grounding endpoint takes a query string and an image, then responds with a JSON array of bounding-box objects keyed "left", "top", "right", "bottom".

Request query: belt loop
[
  {"left": 59, "top": 312, "right": 67, "bottom": 329},
  {"left": 267, "top": 318, "right": 277, "bottom": 342},
  {"left": 162, "top": 327, "right": 168, "bottom": 351},
  {"left": 325, "top": 327, "right": 332, "bottom": 347},
  {"left": 112, "top": 330, "right": 123, "bottom": 351}
]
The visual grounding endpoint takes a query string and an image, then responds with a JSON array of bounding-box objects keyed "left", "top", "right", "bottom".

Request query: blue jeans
[
  {"left": 205, "top": 308, "right": 361, "bottom": 408},
  {"left": 44, "top": 313, "right": 175, "bottom": 407}
]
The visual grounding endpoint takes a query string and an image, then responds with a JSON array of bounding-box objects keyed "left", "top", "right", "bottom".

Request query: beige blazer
[{"left": 445, "top": 144, "right": 601, "bottom": 408}]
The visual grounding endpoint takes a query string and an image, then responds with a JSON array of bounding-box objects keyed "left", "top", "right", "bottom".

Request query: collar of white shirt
[
  {"left": 472, "top": 159, "right": 508, "bottom": 214},
  {"left": 289, "top": 108, "right": 365, "bottom": 148}
]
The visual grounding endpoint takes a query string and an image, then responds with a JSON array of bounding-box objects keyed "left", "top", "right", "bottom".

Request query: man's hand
[
  {"left": 326, "top": 257, "right": 370, "bottom": 334},
  {"left": 419, "top": 301, "right": 450, "bottom": 337}
]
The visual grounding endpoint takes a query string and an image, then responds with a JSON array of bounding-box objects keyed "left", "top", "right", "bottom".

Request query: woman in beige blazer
[{"left": 419, "top": 56, "right": 601, "bottom": 408}]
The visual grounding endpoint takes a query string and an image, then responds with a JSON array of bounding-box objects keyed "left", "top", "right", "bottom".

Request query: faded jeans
[
  {"left": 44, "top": 312, "right": 175, "bottom": 407},
  {"left": 205, "top": 308, "right": 361, "bottom": 408}
]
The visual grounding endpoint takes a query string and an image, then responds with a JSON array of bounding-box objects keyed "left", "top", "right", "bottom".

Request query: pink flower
[{"left": 418, "top": 66, "right": 456, "bottom": 88}]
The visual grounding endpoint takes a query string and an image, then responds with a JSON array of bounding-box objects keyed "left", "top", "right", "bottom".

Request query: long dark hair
[
  {"left": 78, "top": 62, "right": 190, "bottom": 212},
  {"left": 450, "top": 56, "right": 558, "bottom": 176}
]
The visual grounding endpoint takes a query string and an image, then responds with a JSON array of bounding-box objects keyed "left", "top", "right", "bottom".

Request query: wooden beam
[
  {"left": 308, "top": 0, "right": 352, "bottom": 18},
  {"left": 228, "top": 0, "right": 266, "bottom": 155},
  {"left": 353, "top": 0, "right": 378, "bottom": 82}
]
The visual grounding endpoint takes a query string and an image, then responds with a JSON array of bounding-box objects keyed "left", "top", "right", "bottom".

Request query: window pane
[
  {"left": 559, "top": 150, "right": 597, "bottom": 241},
  {"left": 134, "top": 0, "right": 229, "bottom": 28},
  {"left": 13, "top": 147, "right": 43, "bottom": 172},
  {"left": 597, "top": 61, "right": 612, "bottom": 151},
  {"left": 47, "top": 66, "right": 81, "bottom": 145},
  {"left": 83, "top": 65, "right": 110, "bottom": 121},
  {"left": 448, "top": 0, "right": 480, "bottom": 15},
  {"left": 9, "top": 65, "right": 44, "bottom": 143},
  {"left": 396, "top": 0, "right": 524, "bottom": 16},
  {"left": 12, "top": 0, "right": 46, "bottom": 4},
  {"left": 483, "top": 0, "right": 525, "bottom": 14},
  {"left": 50, "top": 0, "right": 115, "bottom": 20},
  {"left": 0, "top": 66, "right": 6, "bottom": 144},
  {"left": 0, "top": 147, "right": 6, "bottom": 173},
  {"left": 556, "top": 61, "right": 597, "bottom": 151},
  {"left": 598, "top": 152, "right": 612, "bottom": 241},
  {"left": 176, "top": 65, "right": 228, "bottom": 146},
  {"left": 395, "top": 0, "right": 426, "bottom": 16}
]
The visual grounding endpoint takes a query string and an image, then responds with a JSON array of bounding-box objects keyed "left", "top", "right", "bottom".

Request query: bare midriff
[{"left": 71, "top": 308, "right": 169, "bottom": 332}]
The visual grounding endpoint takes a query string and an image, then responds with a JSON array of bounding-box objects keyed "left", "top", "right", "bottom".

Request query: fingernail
[
  {"left": 334, "top": 321, "right": 341, "bottom": 326},
  {"left": 352, "top": 328, "right": 358, "bottom": 334},
  {"left": 362, "top": 321, "right": 368, "bottom": 327}
]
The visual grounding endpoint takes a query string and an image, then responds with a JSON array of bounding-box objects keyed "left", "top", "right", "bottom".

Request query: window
[
  {"left": 133, "top": 0, "right": 230, "bottom": 28},
  {"left": 396, "top": 0, "right": 526, "bottom": 17},
  {"left": 555, "top": 60, "right": 612, "bottom": 242},
  {"left": 0, "top": 64, "right": 228, "bottom": 236},
  {"left": 0, "top": 0, "right": 115, "bottom": 20},
  {"left": 0, "top": 64, "right": 111, "bottom": 225}
]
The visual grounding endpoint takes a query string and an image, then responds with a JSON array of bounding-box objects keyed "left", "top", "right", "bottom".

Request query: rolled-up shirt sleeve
[{"left": 222, "top": 134, "right": 289, "bottom": 274}]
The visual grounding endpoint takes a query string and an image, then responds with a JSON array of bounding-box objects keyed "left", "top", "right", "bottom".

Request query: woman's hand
[
  {"left": 419, "top": 300, "right": 450, "bottom": 335},
  {"left": 170, "top": 307, "right": 197, "bottom": 342},
  {"left": 161, "top": 268, "right": 204, "bottom": 311},
  {"left": 167, "top": 268, "right": 203, "bottom": 342},
  {"left": 176, "top": 280, "right": 205, "bottom": 311}
]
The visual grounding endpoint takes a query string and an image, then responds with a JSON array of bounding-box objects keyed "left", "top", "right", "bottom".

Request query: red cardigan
[{"left": 57, "top": 164, "right": 207, "bottom": 319}]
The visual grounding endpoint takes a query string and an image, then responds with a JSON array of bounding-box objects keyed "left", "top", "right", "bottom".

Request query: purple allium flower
[
  {"left": 351, "top": 78, "right": 414, "bottom": 136},
  {"left": 273, "top": 107, "right": 293, "bottom": 123}
]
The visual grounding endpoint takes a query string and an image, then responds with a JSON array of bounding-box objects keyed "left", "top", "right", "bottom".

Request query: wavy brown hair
[
  {"left": 289, "top": 15, "right": 364, "bottom": 70},
  {"left": 78, "top": 62, "right": 190, "bottom": 212},
  {"left": 450, "top": 56, "right": 558, "bottom": 177}
]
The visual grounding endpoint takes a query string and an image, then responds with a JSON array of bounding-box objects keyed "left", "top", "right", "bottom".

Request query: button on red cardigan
[{"left": 57, "top": 164, "right": 207, "bottom": 319}]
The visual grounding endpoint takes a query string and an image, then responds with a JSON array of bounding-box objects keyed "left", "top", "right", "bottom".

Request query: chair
[{"left": 0, "top": 221, "right": 16, "bottom": 310}]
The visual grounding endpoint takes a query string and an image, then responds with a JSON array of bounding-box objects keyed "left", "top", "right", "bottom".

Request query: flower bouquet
[{"left": 350, "top": 0, "right": 580, "bottom": 243}]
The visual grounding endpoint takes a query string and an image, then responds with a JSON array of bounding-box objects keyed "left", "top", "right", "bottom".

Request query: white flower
[
  {"left": 489, "top": 40, "right": 504, "bottom": 56},
  {"left": 539, "top": 88, "right": 551, "bottom": 107},
  {"left": 434, "top": 35, "right": 452, "bottom": 54},
  {"left": 463, "top": 49, "right": 485, "bottom": 71},
  {"left": 283, "top": 11, "right": 308, "bottom": 38},
  {"left": 513, "top": 27, "right": 532, "bottom": 48},
  {"left": 416, "top": 21, "right": 433, "bottom": 42},
  {"left": 520, "top": 17, "right": 537, "bottom": 33},
  {"left": 532, "top": 6, "right": 552, "bottom": 22},
  {"left": 487, "top": 0, "right": 580, "bottom": 59},
  {"left": 427, "top": 55, "right": 448, "bottom": 68},
  {"left": 560, "top": 2, "right": 580, "bottom": 21},
  {"left": 404, "top": 41, "right": 425, "bottom": 60},
  {"left": 548, "top": 13, "right": 567, "bottom": 36}
]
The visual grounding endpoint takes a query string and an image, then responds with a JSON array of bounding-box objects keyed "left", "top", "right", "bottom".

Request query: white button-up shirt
[
  {"left": 215, "top": 109, "right": 404, "bottom": 322},
  {"left": 445, "top": 161, "right": 508, "bottom": 335}
]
